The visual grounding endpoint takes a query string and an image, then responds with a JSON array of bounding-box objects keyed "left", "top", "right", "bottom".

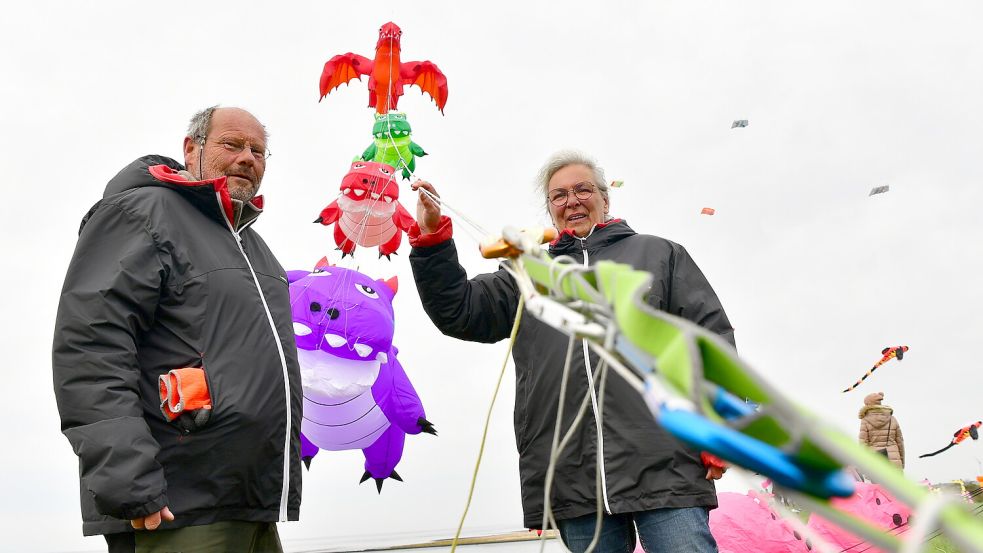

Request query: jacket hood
[
  {"left": 103, "top": 155, "right": 185, "bottom": 197},
  {"left": 100, "top": 155, "right": 263, "bottom": 231},
  {"left": 549, "top": 219, "right": 635, "bottom": 256},
  {"left": 860, "top": 403, "right": 894, "bottom": 420}
]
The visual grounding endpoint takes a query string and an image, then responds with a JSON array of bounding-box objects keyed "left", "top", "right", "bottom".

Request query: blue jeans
[{"left": 556, "top": 507, "right": 717, "bottom": 553}]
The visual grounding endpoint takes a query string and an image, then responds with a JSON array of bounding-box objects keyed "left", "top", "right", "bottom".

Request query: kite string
[{"left": 449, "top": 296, "right": 524, "bottom": 553}]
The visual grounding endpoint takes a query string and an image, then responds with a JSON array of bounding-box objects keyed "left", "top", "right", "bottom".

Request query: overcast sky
[{"left": 3, "top": 1, "right": 982, "bottom": 552}]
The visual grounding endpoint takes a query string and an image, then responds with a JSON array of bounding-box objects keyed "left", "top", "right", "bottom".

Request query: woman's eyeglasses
[{"left": 548, "top": 183, "right": 595, "bottom": 206}]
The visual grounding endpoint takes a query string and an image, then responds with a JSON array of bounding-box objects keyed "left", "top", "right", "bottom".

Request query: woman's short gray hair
[{"left": 536, "top": 150, "right": 609, "bottom": 211}]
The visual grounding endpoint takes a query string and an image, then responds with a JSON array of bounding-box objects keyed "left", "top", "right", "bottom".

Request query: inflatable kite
[
  {"left": 319, "top": 21, "right": 448, "bottom": 114},
  {"left": 806, "top": 482, "right": 910, "bottom": 553},
  {"left": 701, "top": 207, "right": 716, "bottom": 216},
  {"left": 842, "top": 346, "right": 909, "bottom": 393},
  {"left": 289, "top": 261, "right": 435, "bottom": 491},
  {"left": 919, "top": 421, "right": 982, "bottom": 458},
  {"left": 703, "top": 492, "right": 809, "bottom": 553},
  {"left": 869, "top": 185, "right": 890, "bottom": 196},
  {"left": 361, "top": 112, "right": 426, "bottom": 180},
  {"left": 732, "top": 119, "right": 748, "bottom": 128},
  {"left": 314, "top": 160, "right": 416, "bottom": 258}
]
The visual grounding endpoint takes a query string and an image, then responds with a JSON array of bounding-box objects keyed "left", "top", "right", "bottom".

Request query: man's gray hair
[
  {"left": 186, "top": 105, "right": 270, "bottom": 144},
  {"left": 535, "top": 150, "right": 609, "bottom": 211},
  {"left": 187, "top": 105, "right": 219, "bottom": 145}
]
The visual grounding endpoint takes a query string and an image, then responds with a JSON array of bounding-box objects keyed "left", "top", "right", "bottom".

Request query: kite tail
[
  {"left": 919, "top": 442, "right": 956, "bottom": 458},
  {"left": 842, "top": 365, "right": 879, "bottom": 393}
]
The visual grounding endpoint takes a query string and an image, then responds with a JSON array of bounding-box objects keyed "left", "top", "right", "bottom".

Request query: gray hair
[
  {"left": 186, "top": 105, "right": 270, "bottom": 144},
  {"left": 536, "top": 150, "right": 609, "bottom": 212},
  {"left": 187, "top": 105, "right": 219, "bottom": 145}
]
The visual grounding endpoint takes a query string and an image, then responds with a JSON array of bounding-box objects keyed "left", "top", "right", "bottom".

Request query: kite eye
[
  {"left": 353, "top": 163, "right": 366, "bottom": 169},
  {"left": 310, "top": 302, "right": 321, "bottom": 312},
  {"left": 379, "top": 166, "right": 391, "bottom": 175},
  {"left": 355, "top": 283, "right": 379, "bottom": 299}
]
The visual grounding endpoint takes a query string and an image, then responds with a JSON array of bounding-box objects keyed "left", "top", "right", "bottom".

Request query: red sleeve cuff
[
  {"left": 701, "top": 452, "right": 726, "bottom": 469},
  {"left": 409, "top": 215, "right": 453, "bottom": 248}
]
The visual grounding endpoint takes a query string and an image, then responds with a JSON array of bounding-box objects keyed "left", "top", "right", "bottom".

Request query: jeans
[{"left": 556, "top": 507, "right": 717, "bottom": 553}]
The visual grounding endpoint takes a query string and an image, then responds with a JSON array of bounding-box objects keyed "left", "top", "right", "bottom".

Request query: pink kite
[
  {"left": 314, "top": 160, "right": 415, "bottom": 258},
  {"left": 806, "top": 482, "right": 910, "bottom": 553},
  {"left": 633, "top": 491, "right": 809, "bottom": 553}
]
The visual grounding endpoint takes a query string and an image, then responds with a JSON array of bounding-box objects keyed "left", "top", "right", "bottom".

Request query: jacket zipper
[
  {"left": 220, "top": 195, "right": 293, "bottom": 522},
  {"left": 579, "top": 235, "right": 612, "bottom": 514}
]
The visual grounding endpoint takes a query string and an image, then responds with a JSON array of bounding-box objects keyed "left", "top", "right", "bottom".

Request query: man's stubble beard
[{"left": 228, "top": 182, "right": 259, "bottom": 202}]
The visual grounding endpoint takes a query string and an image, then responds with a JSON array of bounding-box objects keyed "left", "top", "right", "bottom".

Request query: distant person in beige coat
[{"left": 859, "top": 392, "right": 905, "bottom": 469}]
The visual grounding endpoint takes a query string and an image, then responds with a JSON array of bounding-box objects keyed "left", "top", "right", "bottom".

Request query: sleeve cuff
[
  {"left": 409, "top": 215, "right": 453, "bottom": 248},
  {"left": 701, "top": 452, "right": 726, "bottom": 469}
]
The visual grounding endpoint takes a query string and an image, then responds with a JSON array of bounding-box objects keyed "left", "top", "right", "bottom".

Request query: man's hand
[
  {"left": 410, "top": 180, "right": 441, "bottom": 234},
  {"left": 701, "top": 452, "right": 727, "bottom": 481},
  {"left": 705, "top": 465, "right": 726, "bottom": 480},
  {"left": 131, "top": 506, "right": 174, "bottom": 531}
]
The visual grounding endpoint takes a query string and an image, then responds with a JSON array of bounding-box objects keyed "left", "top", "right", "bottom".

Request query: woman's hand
[{"left": 411, "top": 180, "right": 441, "bottom": 234}]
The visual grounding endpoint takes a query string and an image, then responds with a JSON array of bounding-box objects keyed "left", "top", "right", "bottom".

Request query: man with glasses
[
  {"left": 409, "top": 150, "right": 734, "bottom": 552},
  {"left": 53, "top": 106, "right": 302, "bottom": 553}
]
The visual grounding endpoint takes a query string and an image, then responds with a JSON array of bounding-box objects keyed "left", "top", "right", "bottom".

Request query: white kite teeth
[
  {"left": 325, "top": 333, "right": 347, "bottom": 348},
  {"left": 354, "top": 343, "right": 373, "bottom": 358}
]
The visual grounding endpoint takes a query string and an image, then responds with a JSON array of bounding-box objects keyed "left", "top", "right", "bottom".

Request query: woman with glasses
[{"left": 408, "top": 151, "right": 735, "bottom": 553}]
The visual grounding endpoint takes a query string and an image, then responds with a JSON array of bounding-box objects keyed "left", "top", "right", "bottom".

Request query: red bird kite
[{"left": 319, "top": 22, "right": 448, "bottom": 114}]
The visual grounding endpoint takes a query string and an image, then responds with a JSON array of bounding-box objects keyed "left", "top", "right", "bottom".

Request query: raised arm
[{"left": 408, "top": 181, "right": 518, "bottom": 343}]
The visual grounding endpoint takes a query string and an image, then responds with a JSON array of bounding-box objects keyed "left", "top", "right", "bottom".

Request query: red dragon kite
[{"left": 319, "top": 22, "right": 448, "bottom": 114}]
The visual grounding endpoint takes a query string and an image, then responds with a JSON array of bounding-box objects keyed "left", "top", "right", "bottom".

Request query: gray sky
[{"left": 3, "top": 1, "right": 982, "bottom": 551}]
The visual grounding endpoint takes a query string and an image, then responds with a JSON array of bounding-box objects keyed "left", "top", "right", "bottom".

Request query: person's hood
[
  {"left": 860, "top": 404, "right": 894, "bottom": 423},
  {"left": 549, "top": 218, "right": 635, "bottom": 256},
  {"left": 101, "top": 155, "right": 263, "bottom": 231}
]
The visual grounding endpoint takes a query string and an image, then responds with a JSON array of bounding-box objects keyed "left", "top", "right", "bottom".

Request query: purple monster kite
[{"left": 288, "top": 259, "right": 435, "bottom": 492}]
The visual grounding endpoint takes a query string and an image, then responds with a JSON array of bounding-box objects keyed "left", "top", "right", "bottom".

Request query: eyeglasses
[
  {"left": 210, "top": 138, "right": 271, "bottom": 162},
  {"left": 548, "top": 182, "right": 595, "bottom": 206}
]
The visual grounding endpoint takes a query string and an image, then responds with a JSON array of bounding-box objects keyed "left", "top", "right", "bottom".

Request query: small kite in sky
[
  {"left": 732, "top": 120, "right": 748, "bottom": 128},
  {"left": 701, "top": 207, "right": 716, "bottom": 216},
  {"left": 610, "top": 180, "right": 624, "bottom": 188},
  {"left": 919, "top": 421, "right": 982, "bottom": 458},
  {"left": 869, "top": 185, "right": 890, "bottom": 196},
  {"left": 842, "top": 346, "right": 909, "bottom": 393}
]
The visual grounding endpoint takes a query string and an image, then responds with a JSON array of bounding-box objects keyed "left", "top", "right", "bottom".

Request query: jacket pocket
[{"left": 158, "top": 363, "right": 213, "bottom": 434}]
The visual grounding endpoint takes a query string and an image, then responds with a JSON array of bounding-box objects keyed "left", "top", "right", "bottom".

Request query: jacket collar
[
  {"left": 103, "top": 155, "right": 263, "bottom": 231},
  {"left": 548, "top": 218, "right": 635, "bottom": 256}
]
